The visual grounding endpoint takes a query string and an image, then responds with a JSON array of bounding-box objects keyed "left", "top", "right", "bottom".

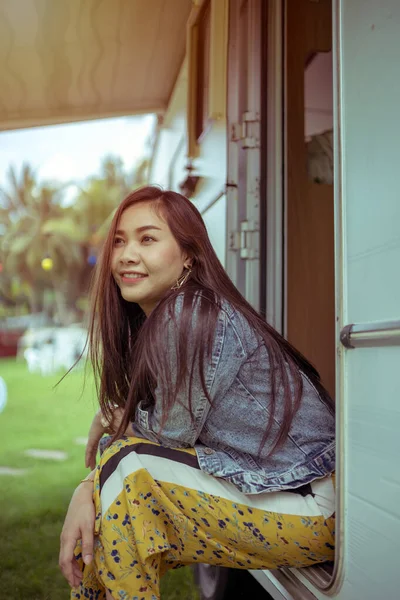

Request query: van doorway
[{"left": 284, "top": 0, "right": 335, "bottom": 398}]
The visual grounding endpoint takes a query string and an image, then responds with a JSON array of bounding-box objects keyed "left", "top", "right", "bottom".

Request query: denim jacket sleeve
[{"left": 134, "top": 297, "right": 247, "bottom": 448}]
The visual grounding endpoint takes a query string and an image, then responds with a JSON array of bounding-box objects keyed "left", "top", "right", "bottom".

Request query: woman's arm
[{"left": 59, "top": 471, "right": 96, "bottom": 587}]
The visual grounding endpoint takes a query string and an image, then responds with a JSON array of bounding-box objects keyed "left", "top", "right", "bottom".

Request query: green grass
[{"left": 0, "top": 359, "right": 199, "bottom": 600}]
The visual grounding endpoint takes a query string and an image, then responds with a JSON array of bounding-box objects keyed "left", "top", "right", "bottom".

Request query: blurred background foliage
[{"left": 0, "top": 154, "right": 149, "bottom": 325}]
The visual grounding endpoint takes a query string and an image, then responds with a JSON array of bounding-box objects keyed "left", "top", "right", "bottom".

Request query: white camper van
[{"left": 150, "top": 1, "right": 400, "bottom": 599}]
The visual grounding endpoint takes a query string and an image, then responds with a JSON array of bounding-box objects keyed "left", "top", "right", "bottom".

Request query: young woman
[{"left": 59, "top": 186, "right": 335, "bottom": 600}]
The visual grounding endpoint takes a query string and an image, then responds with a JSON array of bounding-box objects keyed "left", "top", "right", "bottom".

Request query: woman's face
[{"left": 111, "top": 201, "right": 190, "bottom": 315}]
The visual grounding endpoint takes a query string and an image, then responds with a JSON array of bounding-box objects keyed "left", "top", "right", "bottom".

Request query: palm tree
[
  {"left": 73, "top": 155, "right": 133, "bottom": 230},
  {"left": 0, "top": 163, "right": 36, "bottom": 218},
  {"left": 0, "top": 167, "right": 85, "bottom": 321},
  {"left": 90, "top": 156, "right": 150, "bottom": 242},
  {"left": 0, "top": 155, "right": 151, "bottom": 322},
  {"left": 0, "top": 165, "right": 42, "bottom": 312}
]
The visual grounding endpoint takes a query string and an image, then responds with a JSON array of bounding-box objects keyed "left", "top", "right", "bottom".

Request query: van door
[{"left": 226, "top": 0, "right": 262, "bottom": 311}]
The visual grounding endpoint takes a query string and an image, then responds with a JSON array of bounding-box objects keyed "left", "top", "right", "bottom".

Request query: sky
[{"left": 0, "top": 114, "right": 156, "bottom": 204}]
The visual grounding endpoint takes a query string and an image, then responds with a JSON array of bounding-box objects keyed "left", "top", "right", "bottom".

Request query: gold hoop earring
[{"left": 172, "top": 267, "right": 192, "bottom": 290}]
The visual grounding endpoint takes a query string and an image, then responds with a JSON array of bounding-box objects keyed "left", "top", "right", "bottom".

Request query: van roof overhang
[{"left": 0, "top": 0, "right": 192, "bottom": 131}]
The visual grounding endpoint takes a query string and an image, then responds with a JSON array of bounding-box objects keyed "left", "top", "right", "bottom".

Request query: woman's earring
[{"left": 172, "top": 267, "right": 192, "bottom": 290}]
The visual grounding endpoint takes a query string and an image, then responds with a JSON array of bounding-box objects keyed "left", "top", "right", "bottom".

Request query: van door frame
[
  {"left": 225, "top": 0, "right": 262, "bottom": 312},
  {"left": 262, "top": 0, "right": 284, "bottom": 332}
]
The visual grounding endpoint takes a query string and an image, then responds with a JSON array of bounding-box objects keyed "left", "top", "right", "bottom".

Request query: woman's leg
[{"left": 74, "top": 437, "right": 335, "bottom": 600}]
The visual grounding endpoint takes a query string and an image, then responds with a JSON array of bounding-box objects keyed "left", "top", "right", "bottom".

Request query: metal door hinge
[
  {"left": 229, "top": 220, "right": 259, "bottom": 259},
  {"left": 231, "top": 111, "right": 260, "bottom": 148}
]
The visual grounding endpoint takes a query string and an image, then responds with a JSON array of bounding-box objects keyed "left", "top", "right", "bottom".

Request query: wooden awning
[{"left": 0, "top": 0, "right": 192, "bottom": 131}]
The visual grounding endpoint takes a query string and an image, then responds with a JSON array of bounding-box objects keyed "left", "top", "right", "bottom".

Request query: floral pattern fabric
[{"left": 71, "top": 437, "right": 335, "bottom": 600}]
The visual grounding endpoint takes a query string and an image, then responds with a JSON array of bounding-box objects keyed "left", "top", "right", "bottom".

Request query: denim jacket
[{"left": 134, "top": 293, "right": 335, "bottom": 495}]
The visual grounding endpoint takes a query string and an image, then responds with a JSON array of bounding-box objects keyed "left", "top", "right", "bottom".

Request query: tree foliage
[{"left": 0, "top": 155, "right": 150, "bottom": 323}]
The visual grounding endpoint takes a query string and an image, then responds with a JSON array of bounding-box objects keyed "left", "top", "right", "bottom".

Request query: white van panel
[
  {"left": 337, "top": 0, "right": 400, "bottom": 598},
  {"left": 169, "top": 139, "right": 188, "bottom": 192},
  {"left": 202, "top": 194, "right": 227, "bottom": 267},
  {"left": 344, "top": 348, "right": 400, "bottom": 597},
  {"left": 341, "top": 2, "right": 400, "bottom": 324}
]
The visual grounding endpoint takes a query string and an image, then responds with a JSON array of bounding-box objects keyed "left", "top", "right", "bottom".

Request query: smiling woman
[
  {"left": 59, "top": 186, "right": 335, "bottom": 600},
  {"left": 111, "top": 203, "right": 192, "bottom": 314}
]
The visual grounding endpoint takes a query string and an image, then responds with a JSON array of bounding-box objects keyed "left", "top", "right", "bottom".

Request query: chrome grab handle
[{"left": 340, "top": 320, "right": 400, "bottom": 349}]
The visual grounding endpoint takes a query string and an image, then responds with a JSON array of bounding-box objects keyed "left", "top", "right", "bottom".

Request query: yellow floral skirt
[{"left": 71, "top": 437, "right": 335, "bottom": 600}]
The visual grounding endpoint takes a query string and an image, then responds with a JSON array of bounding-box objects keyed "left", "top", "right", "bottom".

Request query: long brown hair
[{"left": 89, "top": 185, "right": 333, "bottom": 455}]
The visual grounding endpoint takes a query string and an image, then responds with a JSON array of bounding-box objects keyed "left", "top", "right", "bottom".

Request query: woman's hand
[
  {"left": 59, "top": 479, "right": 95, "bottom": 588},
  {"left": 85, "top": 408, "right": 130, "bottom": 469},
  {"left": 85, "top": 410, "right": 108, "bottom": 470}
]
